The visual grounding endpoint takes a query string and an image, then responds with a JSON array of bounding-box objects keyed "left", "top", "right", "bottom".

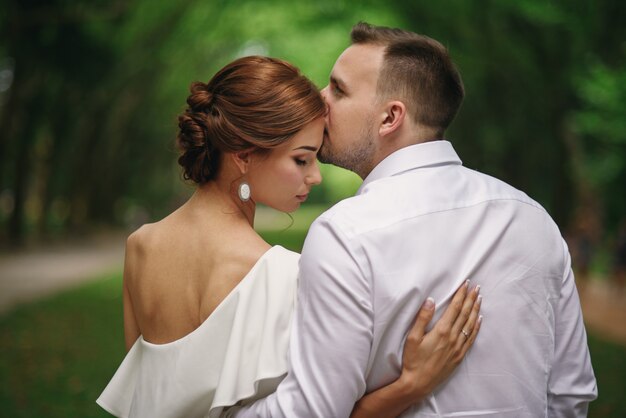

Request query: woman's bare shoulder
[
  {"left": 122, "top": 216, "right": 189, "bottom": 292},
  {"left": 124, "top": 206, "right": 272, "bottom": 279},
  {"left": 126, "top": 208, "right": 185, "bottom": 248},
  {"left": 126, "top": 223, "right": 156, "bottom": 252},
  {"left": 123, "top": 217, "right": 179, "bottom": 273}
]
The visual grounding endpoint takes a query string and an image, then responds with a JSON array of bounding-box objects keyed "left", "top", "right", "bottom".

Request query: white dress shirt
[{"left": 232, "top": 140, "right": 597, "bottom": 417}]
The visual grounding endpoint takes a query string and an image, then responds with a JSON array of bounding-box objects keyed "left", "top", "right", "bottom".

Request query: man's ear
[
  {"left": 231, "top": 150, "right": 251, "bottom": 174},
  {"left": 379, "top": 101, "right": 407, "bottom": 138}
]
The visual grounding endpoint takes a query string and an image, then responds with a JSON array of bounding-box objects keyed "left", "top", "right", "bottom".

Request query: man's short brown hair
[{"left": 351, "top": 22, "right": 464, "bottom": 134}]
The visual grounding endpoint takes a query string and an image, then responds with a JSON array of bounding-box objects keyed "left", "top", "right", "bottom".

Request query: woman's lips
[{"left": 296, "top": 194, "right": 308, "bottom": 202}]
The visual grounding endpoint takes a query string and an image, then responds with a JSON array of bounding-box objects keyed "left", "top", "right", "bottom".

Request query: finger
[
  {"left": 455, "top": 293, "right": 482, "bottom": 354},
  {"left": 466, "top": 295, "right": 483, "bottom": 343},
  {"left": 451, "top": 284, "right": 480, "bottom": 337},
  {"left": 436, "top": 280, "right": 470, "bottom": 329},
  {"left": 463, "top": 314, "right": 482, "bottom": 353},
  {"left": 453, "top": 316, "right": 482, "bottom": 366},
  {"left": 407, "top": 297, "right": 436, "bottom": 342}
]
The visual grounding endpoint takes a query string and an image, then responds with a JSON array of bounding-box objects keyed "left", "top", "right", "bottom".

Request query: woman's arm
[
  {"left": 123, "top": 234, "right": 141, "bottom": 351},
  {"left": 350, "top": 281, "right": 482, "bottom": 418}
]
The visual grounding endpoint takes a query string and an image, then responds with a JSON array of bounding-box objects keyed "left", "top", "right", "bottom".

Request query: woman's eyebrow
[{"left": 292, "top": 145, "right": 318, "bottom": 152}]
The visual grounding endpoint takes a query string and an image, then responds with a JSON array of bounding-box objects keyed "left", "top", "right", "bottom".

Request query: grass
[
  {"left": 0, "top": 273, "right": 125, "bottom": 417},
  {"left": 1, "top": 259, "right": 624, "bottom": 416},
  {"left": 587, "top": 333, "right": 626, "bottom": 417}
]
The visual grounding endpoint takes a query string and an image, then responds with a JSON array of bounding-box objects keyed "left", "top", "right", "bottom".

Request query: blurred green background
[
  {"left": 1, "top": 0, "right": 625, "bottom": 416},
  {"left": 1, "top": 0, "right": 625, "bottom": 251}
]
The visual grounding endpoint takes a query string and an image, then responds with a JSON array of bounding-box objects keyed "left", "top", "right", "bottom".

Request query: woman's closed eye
[
  {"left": 291, "top": 145, "right": 320, "bottom": 167},
  {"left": 294, "top": 157, "right": 311, "bottom": 166}
]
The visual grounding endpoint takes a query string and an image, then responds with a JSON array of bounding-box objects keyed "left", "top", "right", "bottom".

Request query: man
[{"left": 232, "top": 22, "right": 597, "bottom": 417}]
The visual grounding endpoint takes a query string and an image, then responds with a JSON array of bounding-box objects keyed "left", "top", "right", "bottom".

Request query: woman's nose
[{"left": 307, "top": 162, "right": 322, "bottom": 186}]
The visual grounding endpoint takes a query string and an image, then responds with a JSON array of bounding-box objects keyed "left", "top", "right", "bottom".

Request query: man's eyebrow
[{"left": 293, "top": 145, "right": 319, "bottom": 152}]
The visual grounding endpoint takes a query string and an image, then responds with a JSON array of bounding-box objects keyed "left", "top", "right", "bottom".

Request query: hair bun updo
[
  {"left": 186, "top": 82, "right": 215, "bottom": 114},
  {"left": 176, "top": 82, "right": 221, "bottom": 184},
  {"left": 175, "top": 56, "right": 326, "bottom": 185}
]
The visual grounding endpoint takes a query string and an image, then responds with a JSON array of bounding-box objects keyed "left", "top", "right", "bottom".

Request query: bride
[{"left": 97, "top": 56, "right": 481, "bottom": 418}]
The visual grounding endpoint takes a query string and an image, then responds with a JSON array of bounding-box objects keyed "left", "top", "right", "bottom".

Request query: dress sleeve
[
  {"left": 547, "top": 240, "right": 598, "bottom": 417},
  {"left": 228, "top": 216, "right": 373, "bottom": 417}
]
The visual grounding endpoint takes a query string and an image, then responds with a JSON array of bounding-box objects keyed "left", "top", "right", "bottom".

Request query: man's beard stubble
[{"left": 318, "top": 125, "right": 376, "bottom": 179}]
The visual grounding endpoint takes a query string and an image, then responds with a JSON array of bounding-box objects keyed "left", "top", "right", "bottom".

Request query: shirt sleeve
[
  {"left": 547, "top": 240, "right": 598, "bottom": 417},
  {"left": 228, "top": 216, "right": 374, "bottom": 417}
]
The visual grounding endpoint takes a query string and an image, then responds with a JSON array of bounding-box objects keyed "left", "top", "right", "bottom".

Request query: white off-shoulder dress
[{"left": 97, "top": 246, "right": 299, "bottom": 418}]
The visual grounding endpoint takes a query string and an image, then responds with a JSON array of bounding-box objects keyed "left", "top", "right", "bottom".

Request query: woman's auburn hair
[{"left": 176, "top": 56, "right": 326, "bottom": 184}]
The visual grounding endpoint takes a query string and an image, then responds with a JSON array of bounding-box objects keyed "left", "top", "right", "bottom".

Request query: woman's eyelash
[{"left": 295, "top": 158, "right": 307, "bottom": 166}]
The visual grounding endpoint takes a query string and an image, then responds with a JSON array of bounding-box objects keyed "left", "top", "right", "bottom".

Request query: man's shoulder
[
  {"left": 463, "top": 166, "right": 544, "bottom": 207},
  {"left": 470, "top": 169, "right": 561, "bottom": 229},
  {"left": 313, "top": 165, "right": 551, "bottom": 239},
  {"left": 310, "top": 192, "right": 381, "bottom": 239}
]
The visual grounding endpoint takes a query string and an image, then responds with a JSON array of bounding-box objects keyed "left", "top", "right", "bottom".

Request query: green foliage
[
  {"left": 0, "top": 0, "right": 625, "bottom": 247},
  {"left": 0, "top": 0, "right": 399, "bottom": 244},
  {"left": 570, "top": 62, "right": 626, "bottom": 229}
]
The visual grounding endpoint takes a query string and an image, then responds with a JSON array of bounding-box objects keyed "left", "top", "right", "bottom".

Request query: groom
[{"left": 232, "top": 22, "right": 597, "bottom": 417}]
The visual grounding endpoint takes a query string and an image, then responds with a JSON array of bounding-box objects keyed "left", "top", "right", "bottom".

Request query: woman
[{"left": 97, "top": 56, "right": 481, "bottom": 418}]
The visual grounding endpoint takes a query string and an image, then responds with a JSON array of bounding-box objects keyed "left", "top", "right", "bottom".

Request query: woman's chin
[{"left": 284, "top": 203, "right": 301, "bottom": 214}]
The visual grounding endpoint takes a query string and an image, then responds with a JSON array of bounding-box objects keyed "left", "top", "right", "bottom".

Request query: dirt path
[
  {"left": 578, "top": 279, "right": 626, "bottom": 346},
  {"left": 0, "top": 231, "right": 126, "bottom": 315},
  {"left": 0, "top": 234, "right": 624, "bottom": 346}
]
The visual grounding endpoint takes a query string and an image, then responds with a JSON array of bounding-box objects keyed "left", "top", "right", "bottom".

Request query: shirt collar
[{"left": 358, "top": 140, "right": 462, "bottom": 194}]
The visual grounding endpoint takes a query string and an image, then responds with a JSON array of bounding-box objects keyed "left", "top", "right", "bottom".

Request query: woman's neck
[{"left": 189, "top": 179, "right": 256, "bottom": 227}]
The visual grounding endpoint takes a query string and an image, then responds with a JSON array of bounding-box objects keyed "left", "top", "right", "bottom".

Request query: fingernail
[
  {"left": 477, "top": 295, "right": 483, "bottom": 305},
  {"left": 475, "top": 284, "right": 481, "bottom": 294},
  {"left": 424, "top": 297, "right": 435, "bottom": 309},
  {"left": 478, "top": 315, "right": 483, "bottom": 324},
  {"left": 464, "top": 280, "right": 470, "bottom": 289}
]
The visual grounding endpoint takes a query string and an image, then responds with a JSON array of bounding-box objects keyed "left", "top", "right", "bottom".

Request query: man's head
[{"left": 319, "top": 22, "right": 464, "bottom": 178}]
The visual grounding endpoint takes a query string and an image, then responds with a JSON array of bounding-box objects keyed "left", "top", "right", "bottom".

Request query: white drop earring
[{"left": 238, "top": 181, "right": 251, "bottom": 202}]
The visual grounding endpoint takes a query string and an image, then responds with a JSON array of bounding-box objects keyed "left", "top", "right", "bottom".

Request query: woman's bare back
[{"left": 123, "top": 201, "right": 270, "bottom": 347}]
